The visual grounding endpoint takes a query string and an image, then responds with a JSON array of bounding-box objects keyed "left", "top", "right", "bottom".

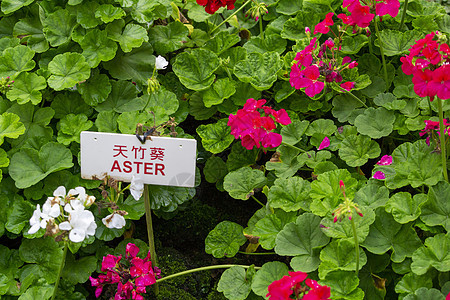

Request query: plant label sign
[{"left": 80, "top": 131, "right": 197, "bottom": 187}]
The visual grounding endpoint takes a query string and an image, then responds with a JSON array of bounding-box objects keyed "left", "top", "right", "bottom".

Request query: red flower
[
  {"left": 348, "top": 3, "right": 374, "bottom": 28},
  {"left": 412, "top": 69, "right": 436, "bottom": 99},
  {"left": 375, "top": 0, "right": 400, "bottom": 17},
  {"left": 429, "top": 65, "right": 450, "bottom": 100},
  {"left": 295, "top": 65, "right": 325, "bottom": 97},
  {"left": 340, "top": 81, "right": 355, "bottom": 91},
  {"left": 304, "top": 279, "right": 331, "bottom": 300},
  {"left": 314, "top": 12, "right": 334, "bottom": 34},
  {"left": 196, "top": 0, "right": 236, "bottom": 14}
]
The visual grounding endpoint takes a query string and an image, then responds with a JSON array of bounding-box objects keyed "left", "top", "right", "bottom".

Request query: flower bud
[{"left": 147, "top": 77, "right": 160, "bottom": 95}]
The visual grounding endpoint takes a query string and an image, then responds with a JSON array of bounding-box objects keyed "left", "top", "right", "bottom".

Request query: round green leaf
[
  {"left": 196, "top": 119, "right": 234, "bottom": 154},
  {"left": 421, "top": 181, "right": 450, "bottom": 231},
  {"left": 305, "top": 118, "right": 337, "bottom": 136},
  {"left": 43, "top": 9, "right": 77, "bottom": 47},
  {"left": 385, "top": 193, "right": 427, "bottom": 224},
  {"left": 204, "top": 156, "right": 228, "bottom": 183},
  {"left": 13, "top": 17, "right": 48, "bottom": 53},
  {"left": 251, "top": 261, "right": 289, "bottom": 297},
  {"left": 411, "top": 233, "right": 450, "bottom": 275},
  {"left": 339, "top": 135, "right": 381, "bottom": 167},
  {"left": 62, "top": 254, "right": 97, "bottom": 284},
  {"left": 395, "top": 272, "right": 433, "bottom": 295},
  {"left": 48, "top": 53, "right": 91, "bottom": 91},
  {"left": 76, "top": 1, "right": 103, "bottom": 29},
  {"left": 223, "top": 167, "right": 267, "bottom": 200},
  {"left": 243, "top": 34, "right": 287, "bottom": 55},
  {"left": 320, "top": 270, "right": 364, "bottom": 300},
  {"left": 80, "top": 29, "right": 118, "bottom": 67},
  {"left": 0, "top": 45, "right": 35, "bottom": 78},
  {"left": 173, "top": 48, "right": 220, "bottom": 91},
  {"left": 268, "top": 177, "right": 311, "bottom": 211},
  {"left": 6, "top": 72, "right": 47, "bottom": 105},
  {"left": 95, "top": 4, "right": 126, "bottom": 23},
  {"left": 218, "top": 266, "right": 252, "bottom": 300},
  {"left": 57, "top": 114, "right": 93, "bottom": 145},
  {"left": 0, "top": 112, "right": 25, "bottom": 145},
  {"left": 280, "top": 120, "right": 309, "bottom": 146},
  {"left": 148, "top": 21, "right": 188, "bottom": 55},
  {"left": 375, "top": 30, "right": 422, "bottom": 56},
  {"left": 78, "top": 72, "right": 112, "bottom": 106},
  {"left": 252, "top": 210, "right": 297, "bottom": 250},
  {"left": 354, "top": 107, "right": 395, "bottom": 139},
  {"left": 205, "top": 221, "right": 247, "bottom": 258},
  {"left": 106, "top": 21, "right": 149, "bottom": 53},
  {"left": 226, "top": 142, "right": 259, "bottom": 171},
  {"left": 403, "top": 287, "right": 445, "bottom": 300},
  {"left": 203, "top": 78, "right": 236, "bottom": 107}
]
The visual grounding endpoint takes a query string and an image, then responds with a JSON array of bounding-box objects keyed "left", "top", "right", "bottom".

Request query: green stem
[
  {"left": 210, "top": 0, "right": 253, "bottom": 35},
  {"left": 437, "top": 97, "right": 448, "bottom": 182},
  {"left": 334, "top": 83, "right": 368, "bottom": 108},
  {"left": 51, "top": 241, "right": 68, "bottom": 300},
  {"left": 144, "top": 184, "right": 159, "bottom": 294},
  {"left": 281, "top": 142, "right": 306, "bottom": 153},
  {"left": 259, "top": 15, "right": 264, "bottom": 41},
  {"left": 238, "top": 251, "right": 276, "bottom": 255},
  {"left": 251, "top": 195, "right": 264, "bottom": 206},
  {"left": 156, "top": 265, "right": 261, "bottom": 283},
  {"left": 350, "top": 217, "right": 359, "bottom": 277},
  {"left": 398, "top": 0, "right": 409, "bottom": 30},
  {"left": 374, "top": 17, "right": 389, "bottom": 89}
]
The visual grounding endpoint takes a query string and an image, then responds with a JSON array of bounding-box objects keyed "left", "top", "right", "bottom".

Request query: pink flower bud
[
  {"left": 339, "top": 180, "right": 345, "bottom": 189},
  {"left": 333, "top": 216, "right": 338, "bottom": 223}
]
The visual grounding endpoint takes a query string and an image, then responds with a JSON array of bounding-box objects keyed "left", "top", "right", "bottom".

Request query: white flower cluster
[{"left": 28, "top": 186, "right": 97, "bottom": 243}]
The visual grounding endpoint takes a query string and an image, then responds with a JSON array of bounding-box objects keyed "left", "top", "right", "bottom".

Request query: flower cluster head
[
  {"left": 228, "top": 98, "right": 291, "bottom": 150},
  {"left": 290, "top": 37, "right": 357, "bottom": 97},
  {"left": 196, "top": 0, "right": 235, "bottom": 14},
  {"left": 28, "top": 186, "right": 97, "bottom": 243},
  {"left": 267, "top": 271, "right": 331, "bottom": 300},
  {"left": 0, "top": 76, "right": 14, "bottom": 94},
  {"left": 332, "top": 180, "right": 363, "bottom": 222},
  {"left": 245, "top": 2, "right": 268, "bottom": 22},
  {"left": 90, "top": 243, "right": 160, "bottom": 300},
  {"left": 339, "top": 0, "right": 400, "bottom": 29},
  {"left": 372, "top": 155, "right": 393, "bottom": 180},
  {"left": 419, "top": 119, "right": 450, "bottom": 146},
  {"left": 401, "top": 31, "right": 450, "bottom": 101}
]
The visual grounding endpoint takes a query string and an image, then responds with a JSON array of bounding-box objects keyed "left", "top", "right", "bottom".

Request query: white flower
[
  {"left": 155, "top": 55, "right": 168, "bottom": 70},
  {"left": 66, "top": 187, "right": 95, "bottom": 207},
  {"left": 64, "top": 199, "right": 85, "bottom": 213},
  {"left": 130, "top": 175, "right": 144, "bottom": 200},
  {"left": 53, "top": 186, "right": 67, "bottom": 205},
  {"left": 59, "top": 209, "right": 97, "bottom": 243},
  {"left": 102, "top": 213, "right": 126, "bottom": 229},
  {"left": 28, "top": 205, "right": 42, "bottom": 234},
  {"left": 28, "top": 199, "right": 61, "bottom": 234}
]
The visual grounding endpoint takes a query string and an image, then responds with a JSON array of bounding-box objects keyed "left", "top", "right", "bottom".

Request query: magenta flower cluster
[
  {"left": 228, "top": 98, "right": 291, "bottom": 150},
  {"left": 266, "top": 271, "right": 331, "bottom": 300},
  {"left": 340, "top": 0, "right": 400, "bottom": 28},
  {"left": 89, "top": 243, "right": 160, "bottom": 300},
  {"left": 401, "top": 31, "right": 450, "bottom": 101}
]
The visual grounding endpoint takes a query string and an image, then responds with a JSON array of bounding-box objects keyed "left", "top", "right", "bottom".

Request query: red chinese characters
[{"left": 110, "top": 145, "right": 166, "bottom": 176}]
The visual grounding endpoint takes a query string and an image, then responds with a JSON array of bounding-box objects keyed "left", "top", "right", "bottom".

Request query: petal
[
  {"left": 53, "top": 186, "right": 66, "bottom": 197},
  {"left": 59, "top": 221, "right": 72, "bottom": 231}
]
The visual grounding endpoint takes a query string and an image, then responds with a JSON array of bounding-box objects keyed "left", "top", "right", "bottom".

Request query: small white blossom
[
  {"left": 102, "top": 213, "right": 126, "bottom": 229},
  {"left": 59, "top": 209, "right": 96, "bottom": 243},
  {"left": 28, "top": 205, "right": 42, "bottom": 234},
  {"left": 130, "top": 175, "right": 144, "bottom": 200},
  {"left": 28, "top": 198, "right": 61, "bottom": 234},
  {"left": 155, "top": 55, "right": 168, "bottom": 70},
  {"left": 53, "top": 186, "right": 67, "bottom": 205}
]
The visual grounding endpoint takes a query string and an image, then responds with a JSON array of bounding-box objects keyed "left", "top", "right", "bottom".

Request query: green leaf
[
  {"left": 204, "top": 156, "right": 227, "bottom": 183},
  {"left": 203, "top": 78, "right": 236, "bottom": 107},
  {"left": 226, "top": 142, "right": 259, "bottom": 171},
  {"left": 43, "top": 9, "right": 77, "bottom": 47},
  {"left": 1, "top": 0, "right": 33, "bottom": 14},
  {"left": 0, "top": 112, "right": 25, "bottom": 145},
  {"left": 17, "top": 285, "right": 53, "bottom": 300},
  {"left": 218, "top": 266, "right": 253, "bottom": 300},
  {"left": 403, "top": 287, "right": 446, "bottom": 300},
  {"left": 319, "top": 240, "right": 367, "bottom": 279},
  {"left": 339, "top": 135, "right": 381, "bottom": 167},
  {"left": 234, "top": 52, "right": 282, "bottom": 91},
  {"left": 118, "top": 195, "right": 145, "bottom": 220},
  {"left": 341, "top": 35, "right": 368, "bottom": 54},
  {"left": 51, "top": 92, "right": 93, "bottom": 119},
  {"left": 320, "top": 206, "right": 376, "bottom": 243},
  {"left": 354, "top": 107, "right": 395, "bottom": 139},
  {"left": 354, "top": 183, "right": 389, "bottom": 209},
  {"left": 268, "top": 177, "right": 311, "bottom": 211},
  {"left": 252, "top": 210, "right": 296, "bottom": 250},
  {"left": 223, "top": 167, "right": 267, "bottom": 200},
  {"left": 310, "top": 169, "right": 358, "bottom": 217},
  {"left": 280, "top": 120, "right": 309, "bottom": 145},
  {"left": 362, "top": 208, "right": 422, "bottom": 263},
  {"left": 305, "top": 118, "right": 337, "bottom": 136},
  {"left": 19, "top": 237, "right": 63, "bottom": 284},
  {"left": 129, "top": 0, "right": 167, "bottom": 23},
  {"left": 188, "top": 91, "right": 217, "bottom": 120},
  {"left": 375, "top": 30, "right": 422, "bottom": 56},
  {"left": 95, "top": 111, "right": 118, "bottom": 133},
  {"left": 281, "top": 12, "right": 320, "bottom": 40},
  {"left": 251, "top": 261, "right": 289, "bottom": 297},
  {"left": 243, "top": 34, "right": 287, "bottom": 55},
  {"left": 148, "top": 184, "right": 195, "bottom": 212},
  {"left": 95, "top": 4, "right": 126, "bottom": 23},
  {"left": 9, "top": 142, "right": 74, "bottom": 188},
  {"left": 48, "top": 53, "right": 91, "bottom": 91},
  {"left": 57, "top": 114, "right": 93, "bottom": 145},
  {"left": 117, "top": 111, "right": 149, "bottom": 134},
  {"left": 373, "top": 92, "right": 406, "bottom": 110},
  {"left": 13, "top": 17, "right": 49, "bottom": 53},
  {"left": 5, "top": 196, "right": 34, "bottom": 234},
  {"left": 395, "top": 272, "right": 433, "bottom": 295},
  {"left": 275, "top": 213, "right": 330, "bottom": 272},
  {"left": 0, "top": 45, "right": 35, "bottom": 78},
  {"left": 204, "top": 31, "right": 240, "bottom": 55},
  {"left": 142, "top": 88, "right": 179, "bottom": 114},
  {"left": 411, "top": 233, "right": 450, "bottom": 275},
  {"left": 6, "top": 72, "right": 47, "bottom": 105},
  {"left": 80, "top": 29, "right": 118, "bottom": 67},
  {"left": 173, "top": 48, "right": 220, "bottom": 91},
  {"left": 62, "top": 253, "right": 97, "bottom": 284},
  {"left": 266, "top": 145, "right": 303, "bottom": 178},
  {"left": 148, "top": 21, "right": 188, "bottom": 55},
  {"left": 421, "top": 181, "right": 450, "bottom": 231},
  {"left": 196, "top": 119, "right": 234, "bottom": 154},
  {"left": 76, "top": 1, "right": 102, "bottom": 29},
  {"left": 94, "top": 80, "right": 139, "bottom": 112},
  {"left": 320, "top": 271, "right": 364, "bottom": 300},
  {"left": 276, "top": 0, "right": 303, "bottom": 15},
  {"left": 332, "top": 93, "right": 365, "bottom": 123},
  {"left": 385, "top": 193, "right": 427, "bottom": 224},
  {"left": 106, "top": 20, "right": 149, "bottom": 53},
  {"left": 205, "top": 221, "right": 247, "bottom": 258},
  {"left": 78, "top": 71, "right": 112, "bottom": 106}
]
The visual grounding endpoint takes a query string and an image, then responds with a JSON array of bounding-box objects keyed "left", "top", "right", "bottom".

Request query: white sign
[{"left": 80, "top": 131, "right": 197, "bottom": 187}]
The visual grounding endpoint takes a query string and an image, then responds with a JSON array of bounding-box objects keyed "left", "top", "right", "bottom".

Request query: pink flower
[
  {"left": 314, "top": 12, "right": 334, "bottom": 34},
  {"left": 267, "top": 275, "right": 294, "bottom": 299},
  {"left": 295, "top": 65, "right": 325, "bottom": 97},
  {"left": 376, "top": 155, "right": 393, "bottom": 165},
  {"left": 318, "top": 137, "right": 330, "bottom": 150},
  {"left": 376, "top": 0, "right": 400, "bottom": 17},
  {"left": 373, "top": 171, "right": 386, "bottom": 180},
  {"left": 429, "top": 65, "right": 450, "bottom": 100},
  {"left": 337, "top": 13, "right": 356, "bottom": 26},
  {"left": 304, "top": 279, "right": 331, "bottom": 300},
  {"left": 126, "top": 243, "right": 140, "bottom": 258},
  {"left": 101, "top": 254, "right": 121, "bottom": 272},
  {"left": 412, "top": 69, "right": 436, "bottom": 100},
  {"left": 340, "top": 81, "right": 355, "bottom": 91},
  {"left": 348, "top": 3, "right": 374, "bottom": 28}
]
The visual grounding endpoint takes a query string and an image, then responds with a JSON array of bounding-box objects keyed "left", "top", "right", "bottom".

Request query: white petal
[
  {"left": 86, "top": 221, "right": 97, "bottom": 236},
  {"left": 130, "top": 175, "right": 144, "bottom": 200},
  {"left": 28, "top": 223, "right": 41, "bottom": 234},
  {"left": 155, "top": 55, "right": 168, "bottom": 70},
  {"left": 111, "top": 214, "right": 126, "bottom": 229},
  {"left": 70, "top": 199, "right": 85, "bottom": 211},
  {"left": 75, "top": 187, "right": 87, "bottom": 201},
  {"left": 53, "top": 186, "right": 66, "bottom": 197},
  {"left": 59, "top": 221, "right": 72, "bottom": 231},
  {"left": 69, "top": 228, "right": 85, "bottom": 243},
  {"left": 48, "top": 204, "right": 61, "bottom": 218}
]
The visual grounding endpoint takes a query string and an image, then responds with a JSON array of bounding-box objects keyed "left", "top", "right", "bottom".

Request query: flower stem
[
  {"left": 437, "top": 97, "right": 448, "bottom": 182},
  {"left": 334, "top": 83, "right": 368, "bottom": 108},
  {"left": 373, "top": 17, "right": 389, "bottom": 89},
  {"left": 398, "top": 0, "right": 409, "bottom": 30},
  {"left": 155, "top": 265, "right": 261, "bottom": 283},
  {"left": 251, "top": 195, "right": 264, "bottom": 206},
  {"left": 144, "top": 184, "right": 159, "bottom": 294},
  {"left": 210, "top": 0, "right": 253, "bottom": 35},
  {"left": 51, "top": 241, "right": 68, "bottom": 300},
  {"left": 281, "top": 142, "right": 306, "bottom": 153},
  {"left": 259, "top": 15, "right": 264, "bottom": 41},
  {"left": 350, "top": 217, "right": 359, "bottom": 277},
  {"left": 238, "top": 251, "right": 276, "bottom": 255}
]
